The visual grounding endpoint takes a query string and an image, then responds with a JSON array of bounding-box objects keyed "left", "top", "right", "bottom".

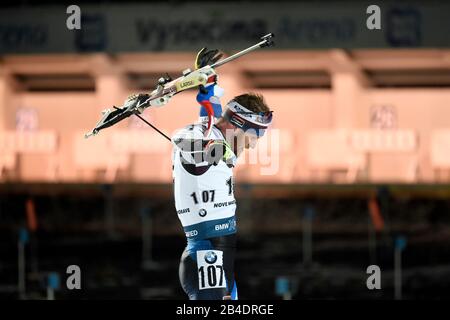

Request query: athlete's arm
[
  {"left": 197, "top": 84, "right": 224, "bottom": 121},
  {"left": 195, "top": 47, "right": 224, "bottom": 121},
  {"left": 172, "top": 127, "right": 233, "bottom": 166}
]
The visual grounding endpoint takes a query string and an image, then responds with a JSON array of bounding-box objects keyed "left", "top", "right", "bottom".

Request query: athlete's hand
[
  {"left": 204, "top": 140, "right": 234, "bottom": 166},
  {"left": 194, "top": 48, "right": 224, "bottom": 123},
  {"left": 124, "top": 93, "right": 151, "bottom": 112},
  {"left": 195, "top": 47, "right": 222, "bottom": 90},
  {"left": 125, "top": 93, "right": 150, "bottom": 106},
  {"left": 195, "top": 48, "right": 223, "bottom": 70}
]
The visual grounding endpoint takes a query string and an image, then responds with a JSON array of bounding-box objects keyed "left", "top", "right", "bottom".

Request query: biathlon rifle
[{"left": 85, "top": 33, "right": 275, "bottom": 141}]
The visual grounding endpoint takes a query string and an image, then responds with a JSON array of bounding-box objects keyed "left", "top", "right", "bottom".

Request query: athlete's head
[{"left": 216, "top": 93, "right": 273, "bottom": 156}]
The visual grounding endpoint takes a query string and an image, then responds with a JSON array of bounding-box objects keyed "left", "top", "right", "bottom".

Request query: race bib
[{"left": 196, "top": 250, "right": 226, "bottom": 290}]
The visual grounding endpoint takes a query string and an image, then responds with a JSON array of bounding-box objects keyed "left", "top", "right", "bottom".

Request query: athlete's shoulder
[
  {"left": 173, "top": 123, "right": 225, "bottom": 144},
  {"left": 173, "top": 123, "right": 207, "bottom": 141},
  {"left": 172, "top": 123, "right": 208, "bottom": 153}
]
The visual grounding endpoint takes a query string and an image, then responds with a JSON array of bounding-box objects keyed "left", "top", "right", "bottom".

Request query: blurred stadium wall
[
  {"left": 0, "top": 0, "right": 450, "bottom": 300},
  {"left": 0, "top": 0, "right": 449, "bottom": 184}
]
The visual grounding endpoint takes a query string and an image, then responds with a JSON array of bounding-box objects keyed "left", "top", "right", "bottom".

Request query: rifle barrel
[{"left": 211, "top": 33, "right": 274, "bottom": 69}]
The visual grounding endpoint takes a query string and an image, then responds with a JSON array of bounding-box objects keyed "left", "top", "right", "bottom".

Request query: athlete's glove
[
  {"left": 194, "top": 48, "right": 222, "bottom": 91},
  {"left": 204, "top": 140, "right": 234, "bottom": 166},
  {"left": 124, "top": 93, "right": 151, "bottom": 112},
  {"left": 195, "top": 48, "right": 223, "bottom": 71},
  {"left": 194, "top": 48, "right": 224, "bottom": 119}
]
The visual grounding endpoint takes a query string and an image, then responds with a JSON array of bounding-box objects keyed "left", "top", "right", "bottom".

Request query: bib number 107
[
  {"left": 190, "top": 190, "right": 215, "bottom": 204},
  {"left": 197, "top": 250, "right": 226, "bottom": 290},
  {"left": 198, "top": 265, "right": 225, "bottom": 289}
]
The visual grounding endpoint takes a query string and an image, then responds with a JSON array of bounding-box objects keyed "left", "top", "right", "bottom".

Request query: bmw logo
[
  {"left": 199, "top": 209, "right": 207, "bottom": 217},
  {"left": 204, "top": 251, "right": 217, "bottom": 264}
]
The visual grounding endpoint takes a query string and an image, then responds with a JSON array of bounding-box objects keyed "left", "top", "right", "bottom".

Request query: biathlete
[{"left": 172, "top": 48, "right": 273, "bottom": 300}]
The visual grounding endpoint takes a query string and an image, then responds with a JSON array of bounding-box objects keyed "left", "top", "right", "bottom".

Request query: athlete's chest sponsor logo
[
  {"left": 213, "top": 199, "right": 236, "bottom": 208},
  {"left": 177, "top": 208, "right": 190, "bottom": 214},
  {"left": 214, "top": 218, "right": 237, "bottom": 232},
  {"left": 185, "top": 230, "right": 198, "bottom": 237},
  {"left": 215, "top": 223, "right": 229, "bottom": 231}
]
